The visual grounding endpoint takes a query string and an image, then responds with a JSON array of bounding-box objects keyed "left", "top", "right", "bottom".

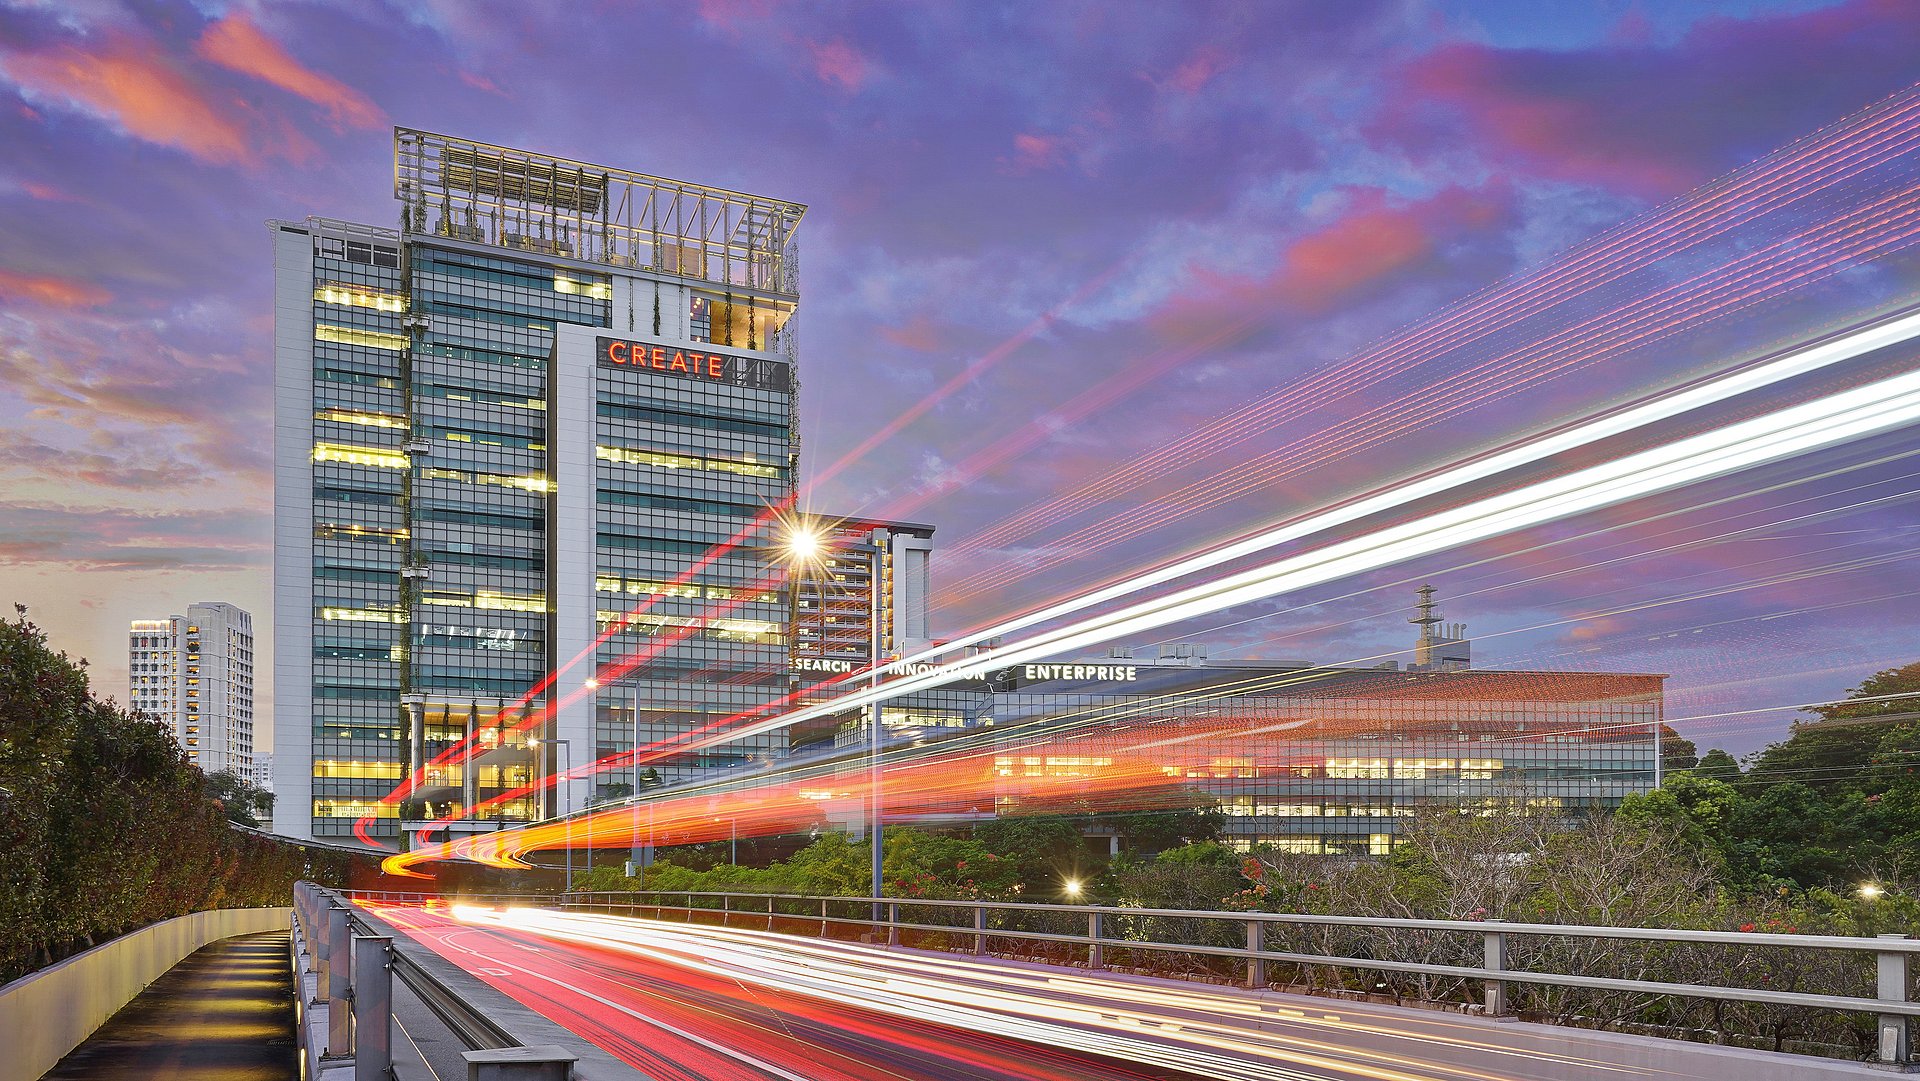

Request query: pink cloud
[
  {"left": 807, "top": 38, "right": 874, "bottom": 91},
  {"left": 1377, "top": 0, "right": 1920, "bottom": 198},
  {"left": 0, "top": 268, "right": 110, "bottom": 308},
  {"left": 0, "top": 34, "right": 258, "bottom": 165},
  {"left": 196, "top": 13, "right": 386, "bottom": 130},
  {"left": 19, "top": 181, "right": 81, "bottom": 203},
  {"left": 1150, "top": 184, "right": 1511, "bottom": 338},
  {"left": 880, "top": 314, "right": 943, "bottom": 352},
  {"left": 1159, "top": 45, "right": 1231, "bottom": 96},
  {"left": 458, "top": 69, "right": 505, "bottom": 96},
  {"left": 697, "top": 0, "right": 778, "bottom": 32},
  {"left": 1003, "top": 132, "right": 1065, "bottom": 174}
]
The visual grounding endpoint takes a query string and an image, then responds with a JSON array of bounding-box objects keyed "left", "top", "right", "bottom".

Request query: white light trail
[
  {"left": 656, "top": 316, "right": 1920, "bottom": 756},
  {"left": 455, "top": 906, "right": 1597, "bottom": 1081},
  {"left": 908, "top": 308, "right": 1920, "bottom": 668}
]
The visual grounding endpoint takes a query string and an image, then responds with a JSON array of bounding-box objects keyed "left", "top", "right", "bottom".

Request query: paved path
[{"left": 40, "top": 930, "right": 295, "bottom": 1081}]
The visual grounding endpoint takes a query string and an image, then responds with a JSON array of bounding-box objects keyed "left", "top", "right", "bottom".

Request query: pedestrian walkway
[{"left": 39, "top": 930, "right": 294, "bottom": 1080}]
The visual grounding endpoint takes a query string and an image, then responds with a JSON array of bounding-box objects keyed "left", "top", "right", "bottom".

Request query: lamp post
[
  {"left": 865, "top": 537, "right": 883, "bottom": 918},
  {"left": 784, "top": 522, "right": 886, "bottom": 916},
  {"left": 532, "top": 737, "right": 573, "bottom": 890}
]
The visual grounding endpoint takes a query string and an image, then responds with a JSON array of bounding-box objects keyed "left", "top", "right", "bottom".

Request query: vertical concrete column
[
  {"left": 463, "top": 702, "right": 479, "bottom": 815},
  {"left": 1482, "top": 919, "right": 1509, "bottom": 1018},
  {"left": 326, "top": 905, "right": 353, "bottom": 1055},
  {"left": 353, "top": 936, "right": 392, "bottom": 1081},
  {"left": 1877, "top": 935, "right": 1912, "bottom": 1065},
  {"left": 406, "top": 701, "right": 426, "bottom": 792}
]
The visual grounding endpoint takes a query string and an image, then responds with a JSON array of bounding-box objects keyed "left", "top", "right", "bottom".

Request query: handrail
[
  {"left": 384, "top": 940, "right": 517, "bottom": 1051},
  {"left": 336, "top": 886, "right": 1918, "bottom": 1065},
  {"left": 549, "top": 889, "right": 1920, "bottom": 954}
]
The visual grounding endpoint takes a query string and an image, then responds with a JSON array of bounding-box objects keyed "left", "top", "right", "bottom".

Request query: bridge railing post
[
  {"left": 1088, "top": 909, "right": 1105, "bottom": 970},
  {"left": 1482, "top": 918, "right": 1509, "bottom": 1018},
  {"left": 326, "top": 904, "right": 353, "bottom": 1056},
  {"left": 352, "top": 936, "right": 392, "bottom": 1081},
  {"left": 1877, "top": 934, "right": 1913, "bottom": 1065},
  {"left": 1246, "top": 919, "right": 1266, "bottom": 988},
  {"left": 310, "top": 895, "right": 332, "bottom": 1006},
  {"left": 973, "top": 906, "right": 987, "bottom": 956},
  {"left": 887, "top": 902, "right": 900, "bottom": 946}
]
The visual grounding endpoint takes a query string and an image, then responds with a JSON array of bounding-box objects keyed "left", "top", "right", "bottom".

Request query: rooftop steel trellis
[{"left": 394, "top": 127, "right": 806, "bottom": 297}]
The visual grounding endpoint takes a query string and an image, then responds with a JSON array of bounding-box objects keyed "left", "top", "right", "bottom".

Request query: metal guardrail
[
  {"left": 334, "top": 885, "right": 1919, "bottom": 1066},
  {"left": 502, "top": 888, "right": 1915, "bottom": 1067},
  {"left": 292, "top": 882, "right": 568, "bottom": 1080}
]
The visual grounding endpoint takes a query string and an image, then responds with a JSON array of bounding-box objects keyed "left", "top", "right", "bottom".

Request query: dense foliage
[
  {"left": 0, "top": 607, "right": 370, "bottom": 984},
  {"left": 1621, "top": 660, "right": 1920, "bottom": 892}
]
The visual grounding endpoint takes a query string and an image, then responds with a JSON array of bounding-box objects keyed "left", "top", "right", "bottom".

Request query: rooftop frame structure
[{"left": 394, "top": 127, "right": 805, "bottom": 297}]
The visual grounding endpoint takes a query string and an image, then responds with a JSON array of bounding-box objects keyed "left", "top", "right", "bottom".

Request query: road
[{"left": 358, "top": 901, "right": 1896, "bottom": 1081}]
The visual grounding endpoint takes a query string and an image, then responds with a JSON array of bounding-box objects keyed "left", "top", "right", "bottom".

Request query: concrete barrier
[{"left": 0, "top": 906, "right": 292, "bottom": 1081}]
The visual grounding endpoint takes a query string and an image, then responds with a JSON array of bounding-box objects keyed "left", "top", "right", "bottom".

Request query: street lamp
[
  {"left": 1859, "top": 882, "right": 1885, "bottom": 900},
  {"left": 783, "top": 522, "right": 886, "bottom": 915},
  {"left": 531, "top": 737, "right": 573, "bottom": 890}
]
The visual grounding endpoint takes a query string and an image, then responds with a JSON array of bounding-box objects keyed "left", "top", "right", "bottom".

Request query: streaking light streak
[
  {"left": 440, "top": 904, "right": 1646, "bottom": 1081},
  {"left": 619, "top": 316, "right": 1920, "bottom": 760},
  {"left": 388, "top": 323, "right": 1920, "bottom": 875}
]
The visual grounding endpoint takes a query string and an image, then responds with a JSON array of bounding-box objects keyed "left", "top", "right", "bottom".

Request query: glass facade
[
  {"left": 979, "top": 669, "right": 1664, "bottom": 854},
  {"left": 275, "top": 130, "right": 805, "bottom": 843}
]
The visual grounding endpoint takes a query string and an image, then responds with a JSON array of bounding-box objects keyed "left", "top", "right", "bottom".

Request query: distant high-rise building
[
  {"left": 129, "top": 603, "right": 255, "bottom": 776},
  {"left": 273, "top": 128, "right": 804, "bottom": 842},
  {"left": 789, "top": 516, "right": 935, "bottom": 685}
]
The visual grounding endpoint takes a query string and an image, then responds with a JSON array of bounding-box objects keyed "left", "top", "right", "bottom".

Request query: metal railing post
[
  {"left": 1246, "top": 919, "right": 1266, "bottom": 988},
  {"left": 1089, "top": 909, "right": 1106, "bottom": 970},
  {"left": 973, "top": 906, "right": 987, "bottom": 956},
  {"left": 352, "top": 936, "right": 392, "bottom": 1081},
  {"left": 887, "top": 902, "right": 900, "bottom": 946},
  {"left": 1878, "top": 934, "right": 1913, "bottom": 1065},
  {"left": 326, "top": 904, "right": 353, "bottom": 1055},
  {"left": 1483, "top": 918, "right": 1509, "bottom": 1018}
]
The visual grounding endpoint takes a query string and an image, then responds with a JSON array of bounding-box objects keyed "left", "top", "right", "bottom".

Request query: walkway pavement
[{"left": 39, "top": 930, "right": 295, "bottom": 1081}]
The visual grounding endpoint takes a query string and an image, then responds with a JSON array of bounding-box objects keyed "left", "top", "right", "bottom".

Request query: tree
[
  {"left": 204, "top": 769, "right": 273, "bottom": 828},
  {"left": 0, "top": 606, "right": 372, "bottom": 983},
  {"left": 1659, "top": 724, "right": 1699, "bottom": 773},
  {"left": 1693, "top": 748, "right": 1742, "bottom": 782}
]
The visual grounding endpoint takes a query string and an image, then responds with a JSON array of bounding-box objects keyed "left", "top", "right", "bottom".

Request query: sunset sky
[{"left": 6, "top": 0, "right": 1920, "bottom": 758}]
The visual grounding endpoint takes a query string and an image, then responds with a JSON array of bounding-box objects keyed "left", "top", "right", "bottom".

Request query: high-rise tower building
[
  {"left": 129, "top": 602, "right": 255, "bottom": 776},
  {"left": 788, "top": 516, "right": 936, "bottom": 685},
  {"left": 273, "top": 129, "right": 804, "bottom": 843}
]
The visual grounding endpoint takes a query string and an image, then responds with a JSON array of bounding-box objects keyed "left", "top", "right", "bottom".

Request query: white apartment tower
[{"left": 129, "top": 602, "right": 256, "bottom": 776}]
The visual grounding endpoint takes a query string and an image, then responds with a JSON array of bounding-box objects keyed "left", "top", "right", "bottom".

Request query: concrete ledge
[{"left": 0, "top": 906, "right": 292, "bottom": 1081}]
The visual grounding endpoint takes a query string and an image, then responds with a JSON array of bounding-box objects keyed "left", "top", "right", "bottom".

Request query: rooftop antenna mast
[{"left": 1410, "top": 584, "right": 1441, "bottom": 668}]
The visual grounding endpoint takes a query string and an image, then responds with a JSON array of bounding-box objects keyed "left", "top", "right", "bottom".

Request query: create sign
[{"left": 597, "top": 336, "right": 790, "bottom": 392}]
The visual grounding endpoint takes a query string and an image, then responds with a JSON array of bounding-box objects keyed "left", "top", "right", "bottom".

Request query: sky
[{"left": 4, "top": 0, "right": 1920, "bottom": 760}]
